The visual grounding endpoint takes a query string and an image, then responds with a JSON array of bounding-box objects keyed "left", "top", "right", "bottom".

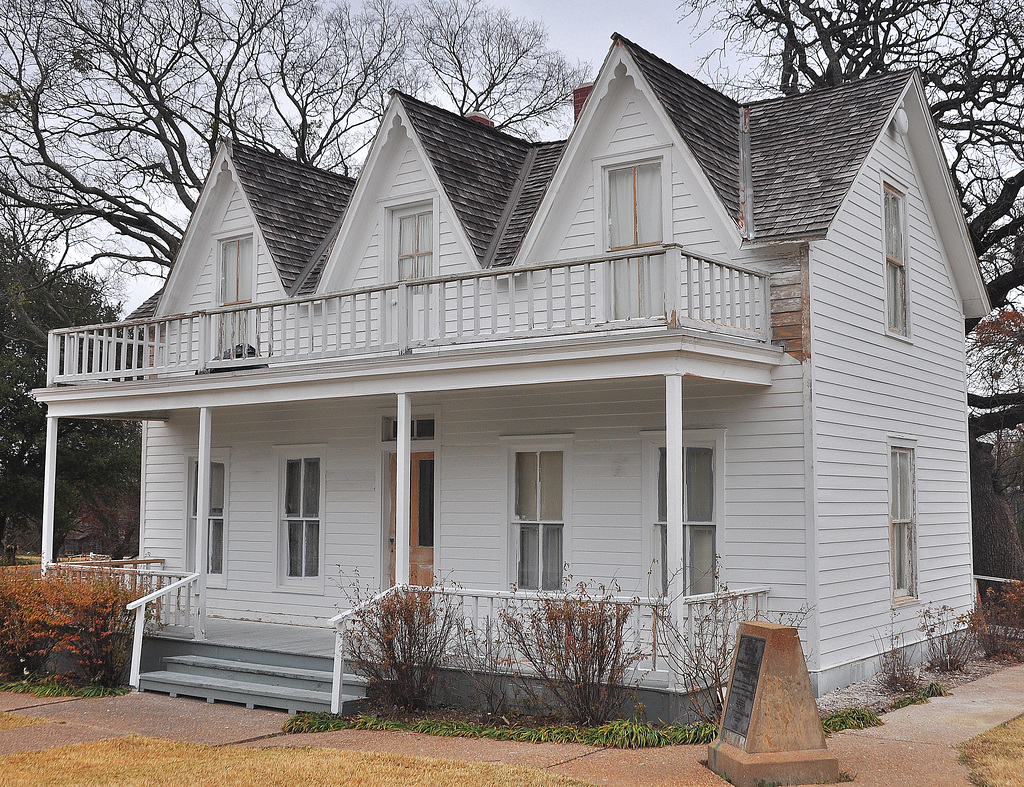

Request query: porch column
[
  {"left": 665, "top": 374, "right": 685, "bottom": 614},
  {"left": 41, "top": 415, "right": 58, "bottom": 570},
  {"left": 395, "top": 393, "right": 412, "bottom": 585},
  {"left": 195, "top": 406, "right": 212, "bottom": 638}
]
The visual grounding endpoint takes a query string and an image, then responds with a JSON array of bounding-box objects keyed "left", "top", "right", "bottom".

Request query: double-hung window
[
  {"left": 284, "top": 457, "right": 321, "bottom": 579},
  {"left": 654, "top": 444, "right": 716, "bottom": 596},
  {"left": 608, "top": 162, "right": 662, "bottom": 249},
  {"left": 220, "top": 237, "right": 253, "bottom": 306},
  {"left": 890, "top": 446, "right": 916, "bottom": 599},
  {"left": 884, "top": 186, "right": 908, "bottom": 335},
  {"left": 514, "top": 450, "right": 564, "bottom": 591},
  {"left": 187, "top": 460, "right": 227, "bottom": 577},
  {"left": 397, "top": 209, "right": 433, "bottom": 281}
]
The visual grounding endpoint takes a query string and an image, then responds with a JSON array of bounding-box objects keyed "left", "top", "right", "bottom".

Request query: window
[
  {"left": 884, "top": 186, "right": 907, "bottom": 335},
  {"left": 397, "top": 209, "right": 432, "bottom": 281},
  {"left": 890, "top": 446, "right": 916, "bottom": 599},
  {"left": 608, "top": 162, "right": 662, "bottom": 250},
  {"left": 654, "top": 445, "right": 716, "bottom": 596},
  {"left": 220, "top": 237, "right": 253, "bottom": 305},
  {"left": 284, "top": 457, "right": 321, "bottom": 579},
  {"left": 514, "top": 451, "right": 564, "bottom": 590},
  {"left": 382, "top": 416, "right": 435, "bottom": 442},
  {"left": 187, "top": 460, "right": 226, "bottom": 577}
]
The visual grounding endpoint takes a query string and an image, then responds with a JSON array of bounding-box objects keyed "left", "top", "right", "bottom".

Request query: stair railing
[{"left": 126, "top": 572, "right": 201, "bottom": 689}]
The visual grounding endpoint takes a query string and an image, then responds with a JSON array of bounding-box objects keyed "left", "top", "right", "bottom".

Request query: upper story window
[
  {"left": 884, "top": 185, "right": 908, "bottom": 335},
  {"left": 220, "top": 236, "right": 253, "bottom": 306},
  {"left": 608, "top": 162, "right": 662, "bottom": 250},
  {"left": 397, "top": 209, "right": 433, "bottom": 281}
]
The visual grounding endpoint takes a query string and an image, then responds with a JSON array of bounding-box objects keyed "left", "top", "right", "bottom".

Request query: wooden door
[{"left": 388, "top": 452, "right": 435, "bottom": 586}]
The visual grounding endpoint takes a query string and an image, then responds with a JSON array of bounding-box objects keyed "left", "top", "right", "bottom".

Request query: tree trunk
[{"left": 970, "top": 440, "right": 1024, "bottom": 585}]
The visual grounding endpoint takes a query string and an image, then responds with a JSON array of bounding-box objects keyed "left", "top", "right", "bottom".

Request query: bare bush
[
  {"left": 876, "top": 616, "right": 919, "bottom": 692},
  {"left": 500, "top": 582, "right": 645, "bottom": 725},
  {"left": 455, "top": 615, "right": 512, "bottom": 716},
  {"left": 972, "top": 581, "right": 1024, "bottom": 659},
  {"left": 918, "top": 605, "right": 976, "bottom": 672}
]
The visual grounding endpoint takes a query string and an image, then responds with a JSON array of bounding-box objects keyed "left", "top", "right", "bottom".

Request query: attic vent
[{"left": 466, "top": 111, "right": 494, "bottom": 128}]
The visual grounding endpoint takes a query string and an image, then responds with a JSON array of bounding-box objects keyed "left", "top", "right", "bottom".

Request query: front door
[{"left": 388, "top": 452, "right": 435, "bottom": 586}]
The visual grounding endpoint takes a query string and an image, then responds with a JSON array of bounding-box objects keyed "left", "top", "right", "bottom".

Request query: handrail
[{"left": 127, "top": 572, "right": 200, "bottom": 688}]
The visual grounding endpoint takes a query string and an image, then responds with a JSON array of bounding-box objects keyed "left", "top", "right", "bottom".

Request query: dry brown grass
[
  {"left": 959, "top": 713, "right": 1024, "bottom": 787},
  {"left": 0, "top": 735, "right": 591, "bottom": 787},
  {"left": 0, "top": 712, "right": 45, "bottom": 731}
]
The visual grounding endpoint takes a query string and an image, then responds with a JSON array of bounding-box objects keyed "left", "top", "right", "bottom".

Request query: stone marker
[{"left": 707, "top": 621, "right": 839, "bottom": 787}]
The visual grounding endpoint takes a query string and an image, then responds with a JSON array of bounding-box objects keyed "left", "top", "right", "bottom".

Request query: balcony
[{"left": 46, "top": 245, "right": 770, "bottom": 386}]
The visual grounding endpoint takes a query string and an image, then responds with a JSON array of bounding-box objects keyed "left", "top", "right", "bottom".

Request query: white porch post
[
  {"left": 195, "top": 406, "right": 212, "bottom": 638},
  {"left": 666, "top": 374, "right": 686, "bottom": 655},
  {"left": 395, "top": 393, "right": 412, "bottom": 585},
  {"left": 41, "top": 415, "right": 59, "bottom": 570}
]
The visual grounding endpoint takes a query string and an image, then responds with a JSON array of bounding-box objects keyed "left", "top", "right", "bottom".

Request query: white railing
[
  {"left": 328, "top": 583, "right": 770, "bottom": 712},
  {"left": 49, "top": 245, "right": 770, "bottom": 384},
  {"left": 126, "top": 572, "right": 201, "bottom": 688}
]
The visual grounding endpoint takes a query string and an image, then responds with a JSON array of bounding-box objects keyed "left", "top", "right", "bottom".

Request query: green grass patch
[
  {"left": 820, "top": 707, "right": 883, "bottom": 736},
  {"left": 890, "top": 682, "right": 949, "bottom": 711},
  {"left": 1, "top": 679, "right": 129, "bottom": 699},
  {"left": 283, "top": 712, "right": 719, "bottom": 748}
]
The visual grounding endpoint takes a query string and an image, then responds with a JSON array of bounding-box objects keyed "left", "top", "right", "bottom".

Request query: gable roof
[
  {"left": 126, "top": 285, "right": 163, "bottom": 320},
  {"left": 397, "top": 93, "right": 535, "bottom": 265},
  {"left": 490, "top": 141, "right": 566, "bottom": 267},
  {"left": 615, "top": 34, "right": 742, "bottom": 223},
  {"left": 229, "top": 143, "right": 355, "bottom": 293},
  {"left": 747, "top": 71, "right": 913, "bottom": 240}
]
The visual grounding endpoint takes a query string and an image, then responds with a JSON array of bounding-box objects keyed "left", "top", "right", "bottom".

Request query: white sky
[{"left": 121, "top": 1, "right": 730, "bottom": 314}]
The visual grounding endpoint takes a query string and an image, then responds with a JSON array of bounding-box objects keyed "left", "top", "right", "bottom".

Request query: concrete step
[
  {"left": 162, "top": 655, "right": 366, "bottom": 693},
  {"left": 138, "top": 669, "right": 365, "bottom": 715}
]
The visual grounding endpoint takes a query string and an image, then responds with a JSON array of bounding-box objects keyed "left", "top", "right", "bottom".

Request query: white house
[{"left": 35, "top": 35, "right": 990, "bottom": 711}]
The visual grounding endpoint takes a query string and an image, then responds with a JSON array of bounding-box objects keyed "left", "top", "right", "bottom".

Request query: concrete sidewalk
[{"left": 2, "top": 663, "right": 1023, "bottom": 785}]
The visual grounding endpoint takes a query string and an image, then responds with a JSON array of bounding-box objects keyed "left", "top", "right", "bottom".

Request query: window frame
[
  {"left": 502, "top": 434, "right": 574, "bottom": 591},
  {"left": 642, "top": 429, "right": 724, "bottom": 598},
  {"left": 606, "top": 160, "right": 665, "bottom": 252},
  {"left": 217, "top": 234, "right": 255, "bottom": 307},
  {"left": 888, "top": 439, "right": 918, "bottom": 602},
  {"left": 883, "top": 182, "right": 910, "bottom": 338},
  {"left": 276, "top": 445, "right": 327, "bottom": 592},
  {"left": 594, "top": 148, "right": 670, "bottom": 254},
  {"left": 184, "top": 450, "right": 230, "bottom": 588},
  {"left": 387, "top": 199, "right": 438, "bottom": 284}
]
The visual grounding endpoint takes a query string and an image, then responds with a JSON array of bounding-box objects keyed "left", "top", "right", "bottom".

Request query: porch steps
[{"left": 138, "top": 636, "right": 366, "bottom": 715}]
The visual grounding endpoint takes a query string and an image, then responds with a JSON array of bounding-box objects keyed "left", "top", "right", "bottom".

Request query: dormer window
[
  {"left": 397, "top": 209, "right": 433, "bottom": 281},
  {"left": 220, "top": 236, "right": 253, "bottom": 305},
  {"left": 608, "top": 162, "right": 662, "bottom": 250}
]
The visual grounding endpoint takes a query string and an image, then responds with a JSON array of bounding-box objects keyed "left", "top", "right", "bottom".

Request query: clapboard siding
[{"left": 809, "top": 126, "right": 973, "bottom": 686}]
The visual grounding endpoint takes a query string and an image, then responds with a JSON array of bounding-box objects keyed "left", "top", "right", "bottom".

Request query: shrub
[
  {"left": 972, "top": 581, "right": 1024, "bottom": 659},
  {"left": 500, "top": 582, "right": 645, "bottom": 726},
  {"left": 455, "top": 615, "right": 513, "bottom": 716},
  {"left": 346, "top": 586, "right": 459, "bottom": 711},
  {"left": 0, "top": 569, "right": 54, "bottom": 679},
  {"left": 876, "top": 615, "right": 919, "bottom": 692},
  {"left": 918, "top": 605, "right": 975, "bottom": 671}
]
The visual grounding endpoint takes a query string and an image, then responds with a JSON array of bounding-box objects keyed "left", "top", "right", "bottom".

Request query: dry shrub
[
  {"left": 876, "top": 618, "right": 919, "bottom": 692},
  {"left": 500, "top": 582, "right": 645, "bottom": 726},
  {"left": 0, "top": 569, "right": 56, "bottom": 679},
  {"left": 972, "top": 581, "right": 1024, "bottom": 659},
  {"left": 918, "top": 605, "right": 975, "bottom": 671},
  {"left": 456, "top": 616, "right": 512, "bottom": 716},
  {"left": 347, "top": 586, "right": 459, "bottom": 711}
]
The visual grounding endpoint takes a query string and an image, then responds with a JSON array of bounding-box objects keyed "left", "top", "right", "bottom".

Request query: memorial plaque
[{"left": 722, "top": 634, "right": 765, "bottom": 738}]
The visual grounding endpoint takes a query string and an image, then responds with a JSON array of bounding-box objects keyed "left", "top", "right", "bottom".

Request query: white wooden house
[{"left": 35, "top": 35, "right": 989, "bottom": 712}]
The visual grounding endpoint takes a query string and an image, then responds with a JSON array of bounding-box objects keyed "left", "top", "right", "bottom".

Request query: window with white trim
[
  {"left": 890, "top": 446, "right": 916, "bottom": 599},
  {"left": 220, "top": 237, "right": 253, "bottom": 306},
  {"left": 654, "top": 444, "right": 716, "bottom": 597},
  {"left": 884, "top": 185, "right": 908, "bottom": 335},
  {"left": 608, "top": 162, "right": 662, "bottom": 250},
  {"left": 514, "top": 450, "right": 564, "bottom": 591},
  {"left": 187, "top": 460, "right": 226, "bottom": 577},
  {"left": 396, "top": 209, "right": 433, "bottom": 281},
  {"left": 283, "top": 457, "right": 321, "bottom": 579}
]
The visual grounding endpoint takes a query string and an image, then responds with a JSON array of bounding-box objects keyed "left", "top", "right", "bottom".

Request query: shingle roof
[
  {"left": 491, "top": 141, "right": 566, "bottom": 267},
  {"left": 126, "top": 286, "right": 163, "bottom": 320},
  {"left": 230, "top": 143, "right": 355, "bottom": 293},
  {"left": 748, "top": 71, "right": 911, "bottom": 240},
  {"left": 398, "top": 93, "right": 533, "bottom": 264},
  {"left": 615, "top": 34, "right": 742, "bottom": 223}
]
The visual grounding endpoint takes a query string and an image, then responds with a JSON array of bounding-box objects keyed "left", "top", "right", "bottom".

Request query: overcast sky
[{"left": 122, "top": 2, "right": 730, "bottom": 313}]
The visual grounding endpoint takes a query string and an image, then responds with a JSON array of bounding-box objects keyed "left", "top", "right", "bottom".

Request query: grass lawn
[
  {"left": 0, "top": 735, "right": 591, "bottom": 787},
  {"left": 959, "top": 713, "right": 1024, "bottom": 787},
  {"left": 0, "top": 712, "right": 45, "bottom": 731}
]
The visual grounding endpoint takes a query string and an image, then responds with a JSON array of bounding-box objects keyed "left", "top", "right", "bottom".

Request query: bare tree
[
  {"left": 411, "top": 0, "right": 590, "bottom": 138},
  {"left": 681, "top": 0, "right": 1024, "bottom": 578}
]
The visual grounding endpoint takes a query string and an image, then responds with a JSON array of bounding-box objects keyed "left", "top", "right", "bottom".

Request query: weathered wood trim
[{"left": 768, "top": 246, "right": 810, "bottom": 361}]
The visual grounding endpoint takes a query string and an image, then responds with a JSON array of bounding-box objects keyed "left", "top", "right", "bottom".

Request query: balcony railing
[{"left": 47, "top": 245, "right": 770, "bottom": 385}]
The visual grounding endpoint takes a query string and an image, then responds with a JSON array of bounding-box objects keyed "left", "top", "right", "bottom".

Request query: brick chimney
[
  {"left": 466, "top": 111, "right": 494, "bottom": 128},
  {"left": 573, "top": 82, "right": 594, "bottom": 123}
]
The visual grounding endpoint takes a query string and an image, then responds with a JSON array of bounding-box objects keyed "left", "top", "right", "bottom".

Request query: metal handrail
[{"left": 127, "top": 572, "right": 200, "bottom": 688}]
